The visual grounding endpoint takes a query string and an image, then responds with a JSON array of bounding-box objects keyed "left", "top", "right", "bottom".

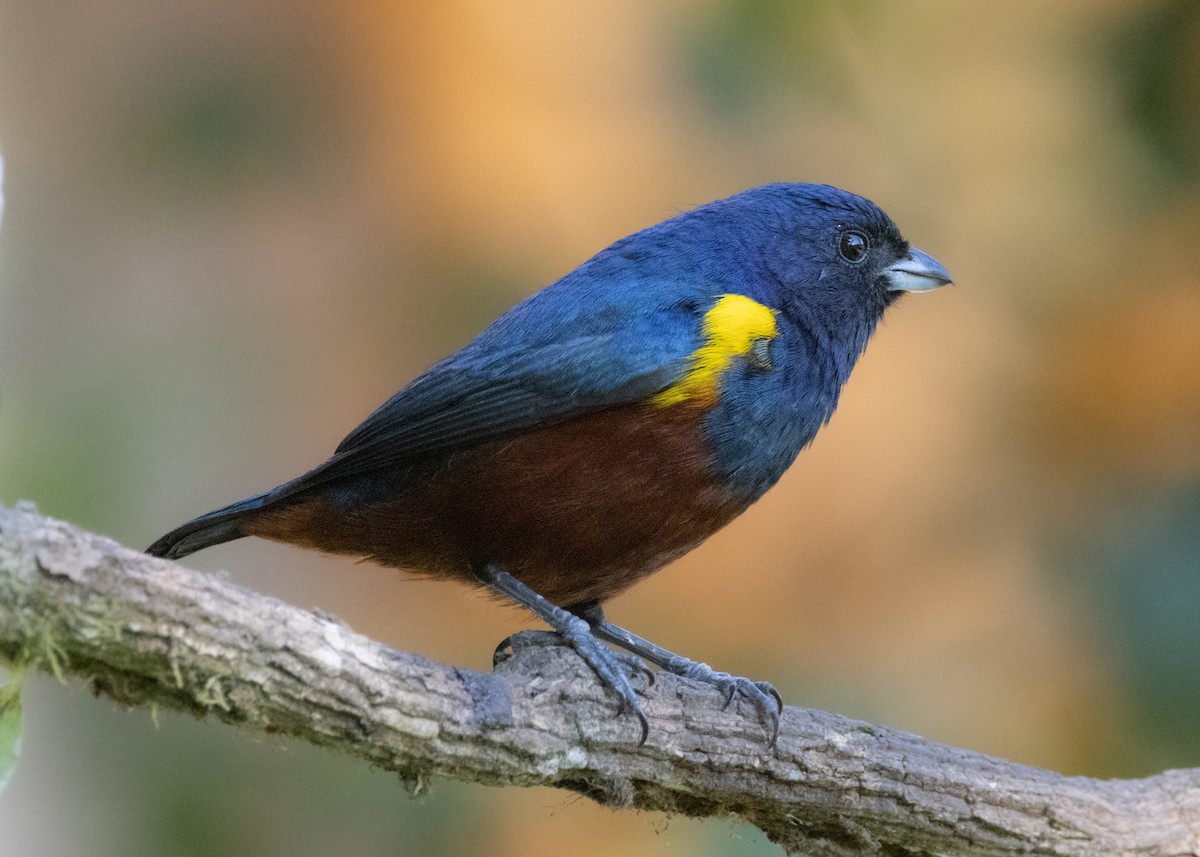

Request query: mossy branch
[{"left": 0, "top": 502, "right": 1197, "bottom": 855}]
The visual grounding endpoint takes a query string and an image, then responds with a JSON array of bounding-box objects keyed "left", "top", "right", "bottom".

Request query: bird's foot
[
  {"left": 492, "top": 626, "right": 651, "bottom": 744},
  {"left": 493, "top": 630, "right": 652, "bottom": 682},
  {"left": 476, "top": 566, "right": 655, "bottom": 743},
  {"left": 664, "top": 656, "right": 782, "bottom": 746},
  {"left": 583, "top": 610, "right": 784, "bottom": 747},
  {"left": 558, "top": 614, "right": 651, "bottom": 743}
]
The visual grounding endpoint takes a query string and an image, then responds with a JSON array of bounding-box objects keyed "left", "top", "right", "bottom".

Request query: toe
[{"left": 557, "top": 617, "right": 649, "bottom": 742}]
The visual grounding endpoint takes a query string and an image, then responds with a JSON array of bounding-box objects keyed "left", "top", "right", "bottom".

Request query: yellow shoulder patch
[{"left": 652, "top": 294, "right": 778, "bottom": 408}]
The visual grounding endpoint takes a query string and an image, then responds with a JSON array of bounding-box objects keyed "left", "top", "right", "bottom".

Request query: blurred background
[{"left": 1, "top": 1, "right": 1199, "bottom": 854}]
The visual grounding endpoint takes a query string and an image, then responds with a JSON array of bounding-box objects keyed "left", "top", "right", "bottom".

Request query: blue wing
[{"left": 262, "top": 277, "right": 708, "bottom": 502}]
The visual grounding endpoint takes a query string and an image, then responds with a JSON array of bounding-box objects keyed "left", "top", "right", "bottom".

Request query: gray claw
[
  {"left": 557, "top": 616, "right": 649, "bottom": 743},
  {"left": 674, "top": 661, "right": 782, "bottom": 746}
]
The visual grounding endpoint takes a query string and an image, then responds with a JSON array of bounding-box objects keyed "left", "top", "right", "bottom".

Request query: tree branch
[{"left": 0, "top": 503, "right": 1197, "bottom": 855}]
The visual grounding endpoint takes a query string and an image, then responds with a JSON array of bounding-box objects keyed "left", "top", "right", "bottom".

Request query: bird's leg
[
  {"left": 577, "top": 603, "right": 783, "bottom": 746},
  {"left": 473, "top": 564, "right": 648, "bottom": 743}
]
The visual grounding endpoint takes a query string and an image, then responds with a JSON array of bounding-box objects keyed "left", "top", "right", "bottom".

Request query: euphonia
[{"left": 148, "top": 183, "right": 952, "bottom": 743}]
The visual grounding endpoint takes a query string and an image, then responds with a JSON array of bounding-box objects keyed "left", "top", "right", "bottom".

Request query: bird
[{"left": 147, "top": 182, "right": 952, "bottom": 744}]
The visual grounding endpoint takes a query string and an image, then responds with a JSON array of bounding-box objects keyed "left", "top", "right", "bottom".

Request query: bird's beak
[{"left": 883, "top": 247, "right": 953, "bottom": 293}]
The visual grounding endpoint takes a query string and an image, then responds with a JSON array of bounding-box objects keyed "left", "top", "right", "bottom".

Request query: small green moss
[
  {"left": 197, "top": 674, "right": 231, "bottom": 712},
  {"left": 0, "top": 665, "right": 23, "bottom": 794}
]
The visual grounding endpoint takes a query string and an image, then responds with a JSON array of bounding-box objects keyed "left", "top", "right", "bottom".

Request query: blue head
[
  {"left": 656, "top": 183, "right": 947, "bottom": 332},
  {"left": 653, "top": 183, "right": 952, "bottom": 499}
]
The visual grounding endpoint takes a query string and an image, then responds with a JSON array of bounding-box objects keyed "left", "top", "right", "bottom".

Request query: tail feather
[{"left": 146, "top": 493, "right": 270, "bottom": 560}]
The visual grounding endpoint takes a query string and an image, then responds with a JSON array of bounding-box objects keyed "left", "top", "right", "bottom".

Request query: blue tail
[{"left": 146, "top": 492, "right": 270, "bottom": 560}]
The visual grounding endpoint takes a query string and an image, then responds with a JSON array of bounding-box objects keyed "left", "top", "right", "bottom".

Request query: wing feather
[{"left": 262, "top": 302, "right": 701, "bottom": 503}]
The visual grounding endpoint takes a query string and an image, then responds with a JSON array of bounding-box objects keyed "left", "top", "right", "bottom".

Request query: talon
[
  {"left": 721, "top": 681, "right": 738, "bottom": 709},
  {"left": 766, "top": 712, "right": 781, "bottom": 748},
  {"left": 764, "top": 683, "right": 784, "bottom": 713},
  {"left": 634, "top": 708, "right": 650, "bottom": 746},
  {"left": 492, "top": 636, "right": 515, "bottom": 667},
  {"left": 609, "top": 649, "right": 656, "bottom": 687},
  {"left": 661, "top": 660, "right": 783, "bottom": 745},
  {"left": 747, "top": 682, "right": 783, "bottom": 747}
]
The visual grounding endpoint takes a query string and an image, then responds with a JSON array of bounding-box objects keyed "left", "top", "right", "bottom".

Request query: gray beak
[{"left": 883, "top": 247, "right": 953, "bottom": 293}]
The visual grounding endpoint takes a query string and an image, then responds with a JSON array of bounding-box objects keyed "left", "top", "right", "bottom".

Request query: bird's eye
[{"left": 837, "top": 230, "right": 870, "bottom": 264}]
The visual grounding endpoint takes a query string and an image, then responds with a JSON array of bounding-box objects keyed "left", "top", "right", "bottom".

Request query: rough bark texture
[{"left": 0, "top": 502, "right": 1197, "bottom": 855}]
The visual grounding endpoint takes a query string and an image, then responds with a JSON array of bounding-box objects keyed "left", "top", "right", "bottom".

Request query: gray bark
[{"left": 0, "top": 502, "right": 1197, "bottom": 855}]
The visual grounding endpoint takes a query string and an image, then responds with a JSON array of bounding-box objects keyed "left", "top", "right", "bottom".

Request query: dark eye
[{"left": 837, "top": 230, "right": 870, "bottom": 263}]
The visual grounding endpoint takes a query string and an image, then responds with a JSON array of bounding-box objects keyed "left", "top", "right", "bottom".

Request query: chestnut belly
[{"left": 244, "top": 402, "right": 747, "bottom": 608}]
